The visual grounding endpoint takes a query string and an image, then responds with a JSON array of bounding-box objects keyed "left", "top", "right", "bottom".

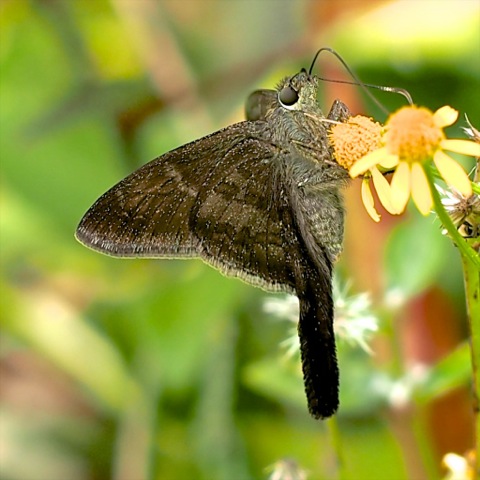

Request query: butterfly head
[
  {"left": 245, "top": 69, "right": 322, "bottom": 122},
  {"left": 277, "top": 69, "right": 320, "bottom": 113}
]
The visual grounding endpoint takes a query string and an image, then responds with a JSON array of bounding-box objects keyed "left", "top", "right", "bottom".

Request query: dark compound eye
[
  {"left": 458, "top": 221, "right": 476, "bottom": 238},
  {"left": 279, "top": 85, "right": 299, "bottom": 107}
]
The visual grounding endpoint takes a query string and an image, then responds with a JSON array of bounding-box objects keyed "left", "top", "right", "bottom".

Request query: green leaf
[
  {"left": 384, "top": 215, "right": 453, "bottom": 299},
  {"left": 414, "top": 342, "right": 471, "bottom": 403}
]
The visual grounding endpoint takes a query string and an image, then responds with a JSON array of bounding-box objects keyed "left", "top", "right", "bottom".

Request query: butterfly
[{"left": 76, "top": 65, "right": 350, "bottom": 419}]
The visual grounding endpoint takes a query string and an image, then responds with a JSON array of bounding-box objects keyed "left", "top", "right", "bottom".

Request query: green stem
[
  {"left": 327, "top": 416, "right": 347, "bottom": 480},
  {"left": 462, "top": 257, "right": 480, "bottom": 478},
  {"left": 425, "top": 165, "right": 480, "bottom": 475},
  {"left": 424, "top": 167, "right": 480, "bottom": 268}
]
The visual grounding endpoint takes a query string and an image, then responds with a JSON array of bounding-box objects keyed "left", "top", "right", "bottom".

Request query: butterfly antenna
[{"left": 309, "top": 47, "right": 413, "bottom": 114}]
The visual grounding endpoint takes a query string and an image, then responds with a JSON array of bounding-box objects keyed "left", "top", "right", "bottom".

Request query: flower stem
[
  {"left": 327, "top": 416, "right": 347, "bottom": 480},
  {"left": 425, "top": 165, "right": 480, "bottom": 475},
  {"left": 461, "top": 255, "right": 480, "bottom": 477},
  {"left": 425, "top": 167, "right": 480, "bottom": 268}
]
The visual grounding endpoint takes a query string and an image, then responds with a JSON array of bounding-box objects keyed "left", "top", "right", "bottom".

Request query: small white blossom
[
  {"left": 264, "top": 279, "right": 379, "bottom": 356},
  {"left": 333, "top": 281, "right": 378, "bottom": 354},
  {"left": 267, "top": 458, "right": 308, "bottom": 480}
]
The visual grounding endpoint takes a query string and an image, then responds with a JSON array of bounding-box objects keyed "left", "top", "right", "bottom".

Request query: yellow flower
[
  {"left": 329, "top": 115, "right": 382, "bottom": 170},
  {"left": 350, "top": 105, "right": 480, "bottom": 217},
  {"left": 330, "top": 115, "right": 396, "bottom": 222}
]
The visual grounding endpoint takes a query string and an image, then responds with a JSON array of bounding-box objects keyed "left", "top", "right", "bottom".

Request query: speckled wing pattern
[
  {"left": 77, "top": 122, "right": 304, "bottom": 294},
  {"left": 76, "top": 89, "right": 343, "bottom": 419}
]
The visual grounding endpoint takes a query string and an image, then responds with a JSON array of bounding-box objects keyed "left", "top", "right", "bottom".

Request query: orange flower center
[
  {"left": 385, "top": 106, "right": 444, "bottom": 163},
  {"left": 330, "top": 115, "right": 382, "bottom": 169}
]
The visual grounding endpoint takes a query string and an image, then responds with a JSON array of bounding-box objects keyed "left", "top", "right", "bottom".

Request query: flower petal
[
  {"left": 433, "top": 106, "right": 458, "bottom": 128},
  {"left": 410, "top": 163, "right": 433, "bottom": 215},
  {"left": 378, "top": 153, "right": 400, "bottom": 170},
  {"left": 349, "top": 147, "right": 391, "bottom": 178},
  {"left": 433, "top": 150, "right": 473, "bottom": 196},
  {"left": 440, "top": 139, "right": 480, "bottom": 157},
  {"left": 371, "top": 167, "right": 397, "bottom": 214},
  {"left": 361, "top": 178, "right": 380, "bottom": 222},
  {"left": 390, "top": 161, "right": 411, "bottom": 212}
]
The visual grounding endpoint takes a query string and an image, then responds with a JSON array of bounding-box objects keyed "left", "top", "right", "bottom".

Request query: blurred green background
[{"left": 1, "top": 1, "right": 479, "bottom": 479}]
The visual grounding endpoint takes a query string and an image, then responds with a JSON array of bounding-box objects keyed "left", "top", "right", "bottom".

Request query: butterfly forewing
[{"left": 76, "top": 121, "right": 301, "bottom": 293}]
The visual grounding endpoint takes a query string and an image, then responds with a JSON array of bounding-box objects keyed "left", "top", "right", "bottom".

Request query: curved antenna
[
  {"left": 309, "top": 47, "right": 413, "bottom": 114},
  {"left": 308, "top": 48, "right": 325, "bottom": 75}
]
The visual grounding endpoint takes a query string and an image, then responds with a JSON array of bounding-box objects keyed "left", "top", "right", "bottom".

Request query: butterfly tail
[{"left": 297, "top": 275, "right": 339, "bottom": 419}]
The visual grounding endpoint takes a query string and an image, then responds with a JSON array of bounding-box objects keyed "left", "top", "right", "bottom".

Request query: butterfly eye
[
  {"left": 458, "top": 221, "right": 475, "bottom": 238},
  {"left": 279, "top": 85, "right": 299, "bottom": 107}
]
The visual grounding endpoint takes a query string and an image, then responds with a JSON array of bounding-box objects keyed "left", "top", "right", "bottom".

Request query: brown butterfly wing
[
  {"left": 77, "top": 122, "right": 298, "bottom": 293},
  {"left": 76, "top": 120, "right": 339, "bottom": 419}
]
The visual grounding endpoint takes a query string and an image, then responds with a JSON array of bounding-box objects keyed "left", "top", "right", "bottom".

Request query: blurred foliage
[{"left": 1, "top": 1, "right": 479, "bottom": 479}]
